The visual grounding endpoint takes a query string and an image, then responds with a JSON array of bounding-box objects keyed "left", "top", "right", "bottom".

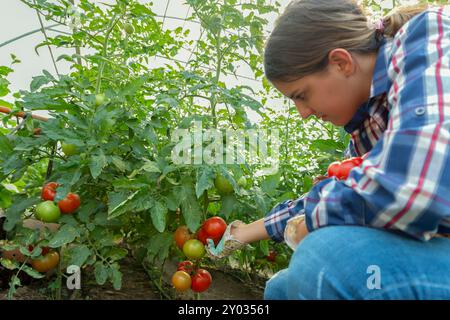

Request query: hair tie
[
  {"left": 367, "top": 17, "right": 385, "bottom": 33},
  {"left": 374, "top": 18, "right": 385, "bottom": 33}
]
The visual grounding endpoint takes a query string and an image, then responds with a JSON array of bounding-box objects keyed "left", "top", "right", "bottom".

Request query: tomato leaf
[
  {"left": 219, "top": 194, "right": 237, "bottom": 218},
  {"left": 195, "top": 166, "right": 215, "bottom": 198},
  {"left": 146, "top": 232, "right": 173, "bottom": 262},
  {"left": 66, "top": 245, "right": 91, "bottom": 267},
  {"left": 89, "top": 149, "right": 108, "bottom": 179},
  {"left": 4, "top": 195, "right": 40, "bottom": 231},
  {"left": 150, "top": 201, "right": 167, "bottom": 233},
  {"left": 48, "top": 224, "right": 80, "bottom": 248},
  {"left": 94, "top": 262, "right": 109, "bottom": 285},
  {"left": 176, "top": 178, "right": 202, "bottom": 232},
  {"left": 21, "top": 264, "right": 46, "bottom": 279},
  {"left": 110, "top": 264, "right": 122, "bottom": 290}
]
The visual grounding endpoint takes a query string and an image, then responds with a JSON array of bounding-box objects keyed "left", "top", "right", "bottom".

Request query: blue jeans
[{"left": 264, "top": 226, "right": 450, "bottom": 300}]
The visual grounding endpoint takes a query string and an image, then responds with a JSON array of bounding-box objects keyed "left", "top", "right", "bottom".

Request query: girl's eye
[{"left": 294, "top": 94, "right": 305, "bottom": 101}]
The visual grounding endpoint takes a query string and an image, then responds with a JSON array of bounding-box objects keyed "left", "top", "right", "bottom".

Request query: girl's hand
[
  {"left": 206, "top": 220, "right": 248, "bottom": 259},
  {"left": 284, "top": 215, "right": 309, "bottom": 250}
]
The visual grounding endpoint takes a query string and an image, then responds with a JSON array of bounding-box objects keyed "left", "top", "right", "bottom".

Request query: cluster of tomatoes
[
  {"left": 171, "top": 217, "right": 227, "bottom": 293},
  {"left": 36, "top": 182, "right": 80, "bottom": 223},
  {"left": 327, "top": 156, "right": 363, "bottom": 180}
]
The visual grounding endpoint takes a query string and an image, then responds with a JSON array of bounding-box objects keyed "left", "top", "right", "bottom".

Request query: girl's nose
[{"left": 294, "top": 101, "right": 315, "bottom": 119}]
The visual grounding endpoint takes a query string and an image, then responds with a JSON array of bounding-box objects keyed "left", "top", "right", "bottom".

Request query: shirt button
[{"left": 415, "top": 107, "right": 426, "bottom": 116}]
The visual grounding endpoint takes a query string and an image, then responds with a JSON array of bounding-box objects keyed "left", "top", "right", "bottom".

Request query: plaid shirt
[{"left": 264, "top": 6, "right": 450, "bottom": 243}]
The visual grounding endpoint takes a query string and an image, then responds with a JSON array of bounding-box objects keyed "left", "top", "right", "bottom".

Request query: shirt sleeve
[{"left": 265, "top": 7, "right": 450, "bottom": 242}]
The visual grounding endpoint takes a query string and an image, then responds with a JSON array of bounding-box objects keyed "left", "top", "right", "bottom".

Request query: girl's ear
[{"left": 327, "top": 48, "right": 355, "bottom": 76}]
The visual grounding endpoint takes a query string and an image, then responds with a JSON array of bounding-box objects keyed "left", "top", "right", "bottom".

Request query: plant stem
[
  {"left": 33, "top": 0, "right": 60, "bottom": 77},
  {"left": 95, "top": 15, "right": 120, "bottom": 94}
]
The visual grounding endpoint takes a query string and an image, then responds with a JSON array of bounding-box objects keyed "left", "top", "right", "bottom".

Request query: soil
[{"left": 0, "top": 255, "right": 268, "bottom": 300}]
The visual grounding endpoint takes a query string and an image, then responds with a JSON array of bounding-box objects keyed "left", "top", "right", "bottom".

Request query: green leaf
[
  {"left": 89, "top": 150, "right": 107, "bottom": 179},
  {"left": 150, "top": 201, "right": 167, "bottom": 233},
  {"left": 48, "top": 224, "right": 80, "bottom": 248},
  {"left": 66, "top": 245, "right": 91, "bottom": 267},
  {"left": 110, "top": 156, "right": 128, "bottom": 172},
  {"left": 259, "top": 240, "right": 269, "bottom": 256},
  {"left": 22, "top": 264, "right": 46, "bottom": 279},
  {"left": 0, "top": 257, "right": 19, "bottom": 270},
  {"left": 220, "top": 194, "right": 237, "bottom": 218},
  {"left": 102, "top": 247, "right": 127, "bottom": 262},
  {"left": 176, "top": 178, "right": 202, "bottom": 231},
  {"left": 195, "top": 166, "right": 215, "bottom": 198},
  {"left": 4, "top": 195, "right": 40, "bottom": 231},
  {"left": 107, "top": 190, "right": 139, "bottom": 219},
  {"left": 261, "top": 172, "right": 281, "bottom": 197},
  {"left": 146, "top": 232, "right": 173, "bottom": 262},
  {"left": 30, "top": 75, "right": 51, "bottom": 92},
  {"left": 110, "top": 265, "right": 122, "bottom": 290},
  {"left": 94, "top": 262, "right": 109, "bottom": 285}
]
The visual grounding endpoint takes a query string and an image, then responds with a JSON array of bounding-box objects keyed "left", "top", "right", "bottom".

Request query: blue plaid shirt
[{"left": 264, "top": 6, "right": 450, "bottom": 243}]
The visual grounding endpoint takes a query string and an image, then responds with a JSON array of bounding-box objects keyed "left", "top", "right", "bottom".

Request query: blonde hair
[{"left": 264, "top": 0, "right": 429, "bottom": 82}]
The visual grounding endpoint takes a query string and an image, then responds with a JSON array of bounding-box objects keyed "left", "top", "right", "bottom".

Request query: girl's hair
[{"left": 264, "top": 0, "right": 428, "bottom": 82}]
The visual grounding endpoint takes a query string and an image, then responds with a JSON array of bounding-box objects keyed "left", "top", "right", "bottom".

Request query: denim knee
[
  {"left": 285, "top": 226, "right": 450, "bottom": 299},
  {"left": 286, "top": 226, "right": 379, "bottom": 299},
  {"left": 264, "top": 269, "right": 289, "bottom": 300}
]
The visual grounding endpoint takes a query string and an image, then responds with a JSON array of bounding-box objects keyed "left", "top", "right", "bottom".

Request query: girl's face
[{"left": 271, "top": 49, "right": 377, "bottom": 126}]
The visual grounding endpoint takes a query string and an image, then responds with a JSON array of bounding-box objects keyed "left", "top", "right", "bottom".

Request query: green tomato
[
  {"left": 182, "top": 239, "right": 205, "bottom": 260},
  {"left": 61, "top": 142, "right": 77, "bottom": 156},
  {"left": 100, "top": 118, "right": 115, "bottom": 134},
  {"left": 35, "top": 201, "right": 61, "bottom": 223},
  {"left": 237, "top": 176, "right": 250, "bottom": 188},
  {"left": 214, "top": 174, "right": 234, "bottom": 195},
  {"left": 124, "top": 23, "right": 134, "bottom": 35},
  {"left": 95, "top": 93, "right": 106, "bottom": 106}
]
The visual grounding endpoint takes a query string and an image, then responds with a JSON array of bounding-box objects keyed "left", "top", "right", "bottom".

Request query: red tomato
[
  {"left": 172, "top": 271, "right": 192, "bottom": 292},
  {"left": 327, "top": 157, "right": 363, "bottom": 180},
  {"left": 196, "top": 227, "right": 208, "bottom": 245},
  {"left": 31, "top": 251, "right": 59, "bottom": 273},
  {"left": 327, "top": 161, "right": 341, "bottom": 179},
  {"left": 191, "top": 269, "right": 212, "bottom": 293},
  {"left": 177, "top": 261, "right": 194, "bottom": 275},
  {"left": 202, "top": 217, "right": 227, "bottom": 239},
  {"left": 266, "top": 250, "right": 277, "bottom": 262},
  {"left": 174, "top": 226, "right": 192, "bottom": 250},
  {"left": 58, "top": 193, "right": 81, "bottom": 214},
  {"left": 41, "top": 182, "right": 58, "bottom": 201}
]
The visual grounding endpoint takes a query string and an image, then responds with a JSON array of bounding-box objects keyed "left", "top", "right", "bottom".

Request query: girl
[{"left": 207, "top": 0, "right": 450, "bottom": 300}]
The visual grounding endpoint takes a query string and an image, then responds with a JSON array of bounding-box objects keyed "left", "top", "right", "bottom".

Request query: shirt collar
[{"left": 344, "top": 38, "right": 392, "bottom": 133}]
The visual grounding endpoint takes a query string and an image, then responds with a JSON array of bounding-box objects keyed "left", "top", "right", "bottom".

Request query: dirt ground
[{"left": 0, "top": 255, "right": 268, "bottom": 300}]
